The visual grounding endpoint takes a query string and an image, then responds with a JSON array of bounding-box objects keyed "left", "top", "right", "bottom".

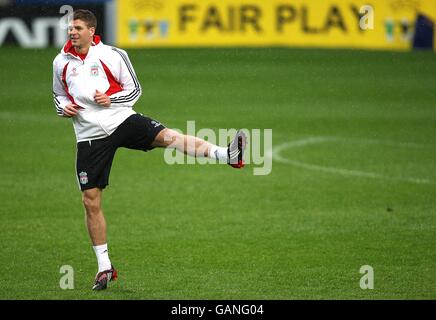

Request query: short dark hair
[{"left": 73, "top": 9, "right": 97, "bottom": 29}]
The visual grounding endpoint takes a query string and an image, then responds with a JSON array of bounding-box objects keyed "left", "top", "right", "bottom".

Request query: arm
[
  {"left": 53, "top": 59, "right": 79, "bottom": 117},
  {"left": 107, "top": 48, "right": 142, "bottom": 108}
]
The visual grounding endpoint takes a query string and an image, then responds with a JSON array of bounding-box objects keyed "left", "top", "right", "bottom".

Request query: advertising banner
[
  {"left": 117, "top": 0, "right": 435, "bottom": 50},
  {"left": 0, "top": 4, "right": 107, "bottom": 48}
]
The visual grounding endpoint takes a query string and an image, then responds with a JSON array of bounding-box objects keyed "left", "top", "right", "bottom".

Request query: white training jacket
[{"left": 52, "top": 36, "right": 141, "bottom": 142}]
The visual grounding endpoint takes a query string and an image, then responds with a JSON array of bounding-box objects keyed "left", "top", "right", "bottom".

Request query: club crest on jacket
[{"left": 90, "top": 64, "right": 99, "bottom": 76}]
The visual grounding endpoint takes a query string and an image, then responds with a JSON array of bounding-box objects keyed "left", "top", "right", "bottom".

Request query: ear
[{"left": 89, "top": 27, "right": 96, "bottom": 37}]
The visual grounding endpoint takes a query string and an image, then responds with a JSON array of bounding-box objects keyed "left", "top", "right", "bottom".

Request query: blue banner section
[
  {"left": 14, "top": 0, "right": 110, "bottom": 5},
  {"left": 0, "top": 3, "right": 107, "bottom": 47}
]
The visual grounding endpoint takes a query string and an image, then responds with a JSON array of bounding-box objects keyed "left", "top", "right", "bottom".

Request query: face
[{"left": 68, "top": 19, "right": 95, "bottom": 49}]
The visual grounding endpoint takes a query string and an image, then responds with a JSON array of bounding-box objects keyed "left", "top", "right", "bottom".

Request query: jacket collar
[{"left": 62, "top": 35, "right": 102, "bottom": 57}]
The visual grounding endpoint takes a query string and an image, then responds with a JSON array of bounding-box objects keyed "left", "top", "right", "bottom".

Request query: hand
[
  {"left": 63, "top": 103, "right": 82, "bottom": 117},
  {"left": 94, "top": 90, "right": 111, "bottom": 107}
]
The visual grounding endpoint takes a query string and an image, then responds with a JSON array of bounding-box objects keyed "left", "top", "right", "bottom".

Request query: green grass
[{"left": 0, "top": 47, "right": 435, "bottom": 299}]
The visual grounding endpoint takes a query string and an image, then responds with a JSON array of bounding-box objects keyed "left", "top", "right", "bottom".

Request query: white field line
[
  {"left": 0, "top": 111, "right": 60, "bottom": 124},
  {"left": 269, "top": 136, "right": 436, "bottom": 186}
]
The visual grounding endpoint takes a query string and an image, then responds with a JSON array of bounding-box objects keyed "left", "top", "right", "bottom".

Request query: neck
[{"left": 74, "top": 44, "right": 90, "bottom": 54}]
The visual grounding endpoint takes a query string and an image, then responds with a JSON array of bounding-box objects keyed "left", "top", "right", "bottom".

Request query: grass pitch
[{"left": 0, "top": 47, "right": 435, "bottom": 299}]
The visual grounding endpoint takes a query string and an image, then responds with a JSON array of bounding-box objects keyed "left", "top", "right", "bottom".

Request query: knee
[
  {"left": 82, "top": 189, "right": 101, "bottom": 214},
  {"left": 153, "top": 128, "right": 182, "bottom": 148}
]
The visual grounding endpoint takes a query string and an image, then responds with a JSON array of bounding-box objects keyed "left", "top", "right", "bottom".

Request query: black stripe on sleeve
[{"left": 110, "top": 48, "right": 142, "bottom": 104}]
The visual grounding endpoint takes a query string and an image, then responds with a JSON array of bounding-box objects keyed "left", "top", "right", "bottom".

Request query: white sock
[
  {"left": 209, "top": 145, "right": 228, "bottom": 162},
  {"left": 93, "top": 244, "right": 112, "bottom": 273}
]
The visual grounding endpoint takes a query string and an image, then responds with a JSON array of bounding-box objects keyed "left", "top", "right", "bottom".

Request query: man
[{"left": 53, "top": 9, "right": 246, "bottom": 291}]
